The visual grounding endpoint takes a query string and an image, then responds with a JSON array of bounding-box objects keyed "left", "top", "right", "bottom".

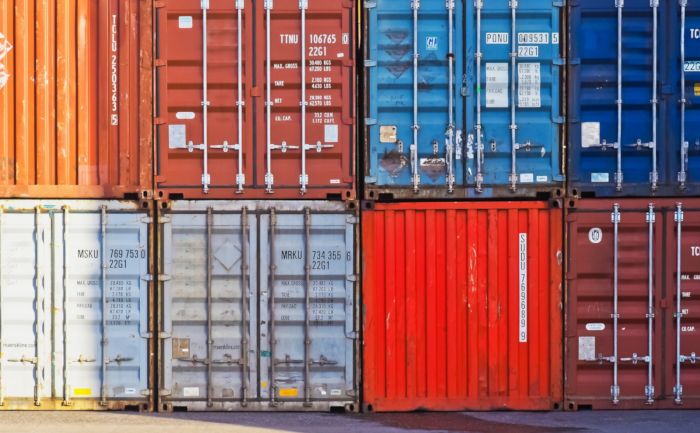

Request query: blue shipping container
[
  {"left": 363, "top": 0, "right": 564, "bottom": 200},
  {"left": 568, "top": 0, "right": 700, "bottom": 197}
]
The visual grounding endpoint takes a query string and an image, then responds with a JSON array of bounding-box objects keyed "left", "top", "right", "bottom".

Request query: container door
[
  {"left": 467, "top": 0, "right": 563, "bottom": 194},
  {"left": 666, "top": 204, "right": 700, "bottom": 404},
  {"left": 161, "top": 208, "right": 257, "bottom": 408},
  {"left": 567, "top": 204, "right": 663, "bottom": 406},
  {"left": 258, "top": 209, "right": 356, "bottom": 406},
  {"left": 259, "top": 0, "right": 354, "bottom": 195},
  {"left": 1, "top": 211, "right": 52, "bottom": 401},
  {"left": 155, "top": 0, "right": 251, "bottom": 193},
  {"left": 569, "top": 0, "right": 662, "bottom": 195},
  {"left": 365, "top": 0, "right": 465, "bottom": 193},
  {"left": 675, "top": 3, "right": 700, "bottom": 190}
]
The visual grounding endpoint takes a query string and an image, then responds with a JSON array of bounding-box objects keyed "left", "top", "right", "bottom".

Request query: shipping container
[
  {"left": 157, "top": 200, "right": 358, "bottom": 411},
  {"left": 565, "top": 198, "right": 700, "bottom": 409},
  {"left": 0, "top": 200, "right": 154, "bottom": 410},
  {"left": 362, "top": 201, "right": 563, "bottom": 411},
  {"left": 568, "top": 1, "right": 700, "bottom": 197},
  {"left": 363, "top": 0, "right": 564, "bottom": 200},
  {"left": 0, "top": 1, "right": 153, "bottom": 199},
  {"left": 154, "top": 0, "right": 356, "bottom": 201}
]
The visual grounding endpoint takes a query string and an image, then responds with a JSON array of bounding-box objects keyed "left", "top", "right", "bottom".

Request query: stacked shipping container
[
  {"left": 361, "top": 0, "right": 565, "bottom": 412},
  {"left": 565, "top": 0, "right": 700, "bottom": 409}
]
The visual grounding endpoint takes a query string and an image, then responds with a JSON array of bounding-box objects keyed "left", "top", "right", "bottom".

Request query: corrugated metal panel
[
  {"left": 158, "top": 200, "right": 358, "bottom": 411},
  {"left": 363, "top": 1, "right": 563, "bottom": 200},
  {"left": 0, "top": 200, "right": 153, "bottom": 410},
  {"left": 154, "top": 0, "right": 356, "bottom": 200},
  {"left": 362, "top": 201, "right": 563, "bottom": 411},
  {"left": 0, "top": 1, "right": 153, "bottom": 199},
  {"left": 565, "top": 198, "right": 700, "bottom": 409},
  {"left": 568, "top": 2, "right": 700, "bottom": 197}
]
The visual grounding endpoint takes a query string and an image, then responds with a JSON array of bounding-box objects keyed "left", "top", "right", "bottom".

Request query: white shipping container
[
  {"left": 157, "top": 201, "right": 359, "bottom": 412},
  {"left": 0, "top": 200, "right": 153, "bottom": 410}
]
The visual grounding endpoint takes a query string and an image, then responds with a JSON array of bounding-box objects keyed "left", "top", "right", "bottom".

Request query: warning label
[
  {"left": 518, "top": 63, "right": 541, "bottom": 108},
  {"left": 0, "top": 32, "right": 12, "bottom": 89},
  {"left": 485, "top": 63, "right": 509, "bottom": 108}
]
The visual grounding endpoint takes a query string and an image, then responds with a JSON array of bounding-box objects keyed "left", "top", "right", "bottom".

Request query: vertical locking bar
[
  {"left": 299, "top": 0, "right": 309, "bottom": 194},
  {"left": 34, "top": 207, "right": 42, "bottom": 406},
  {"left": 411, "top": 0, "right": 420, "bottom": 193},
  {"left": 645, "top": 203, "right": 655, "bottom": 403},
  {"left": 201, "top": 0, "right": 211, "bottom": 193},
  {"left": 62, "top": 207, "right": 70, "bottom": 406},
  {"left": 268, "top": 208, "right": 278, "bottom": 405},
  {"left": 303, "top": 208, "right": 311, "bottom": 406},
  {"left": 679, "top": 0, "right": 688, "bottom": 189},
  {"left": 650, "top": 0, "right": 659, "bottom": 190},
  {"left": 445, "top": 0, "right": 455, "bottom": 193},
  {"left": 265, "top": 0, "right": 275, "bottom": 192},
  {"left": 509, "top": 0, "right": 518, "bottom": 191},
  {"left": 0, "top": 207, "right": 4, "bottom": 406},
  {"left": 99, "top": 206, "right": 108, "bottom": 406},
  {"left": 235, "top": 0, "right": 246, "bottom": 192},
  {"left": 240, "top": 207, "right": 249, "bottom": 406},
  {"left": 611, "top": 204, "right": 621, "bottom": 403},
  {"left": 475, "top": 0, "right": 483, "bottom": 192},
  {"left": 206, "top": 207, "right": 213, "bottom": 407},
  {"left": 674, "top": 203, "right": 684, "bottom": 404},
  {"left": 615, "top": 0, "right": 624, "bottom": 190}
]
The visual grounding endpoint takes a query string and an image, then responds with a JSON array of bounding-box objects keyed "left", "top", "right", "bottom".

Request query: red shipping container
[
  {"left": 362, "top": 201, "right": 563, "bottom": 411},
  {"left": 566, "top": 198, "right": 700, "bottom": 410},
  {"left": 154, "top": 0, "right": 355, "bottom": 200},
  {"left": 0, "top": 0, "right": 153, "bottom": 199}
]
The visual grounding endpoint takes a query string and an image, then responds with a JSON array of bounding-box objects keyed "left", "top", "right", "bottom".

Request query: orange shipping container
[
  {"left": 0, "top": 0, "right": 152, "bottom": 199},
  {"left": 362, "top": 201, "right": 564, "bottom": 411}
]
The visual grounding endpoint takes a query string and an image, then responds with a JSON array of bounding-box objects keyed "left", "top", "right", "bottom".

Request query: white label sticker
[
  {"left": 518, "top": 63, "right": 541, "bottom": 108},
  {"left": 578, "top": 336, "right": 596, "bottom": 361},
  {"left": 0, "top": 32, "right": 12, "bottom": 61},
  {"left": 536, "top": 175, "right": 548, "bottom": 183},
  {"left": 586, "top": 323, "right": 606, "bottom": 331},
  {"left": 169, "top": 125, "right": 187, "bottom": 149},
  {"left": 684, "top": 61, "right": 700, "bottom": 72},
  {"left": 588, "top": 228, "right": 603, "bottom": 244},
  {"left": 519, "top": 233, "right": 528, "bottom": 343},
  {"left": 176, "top": 112, "right": 196, "bottom": 120},
  {"left": 330, "top": 389, "right": 343, "bottom": 396},
  {"left": 124, "top": 388, "right": 136, "bottom": 395},
  {"left": 581, "top": 122, "right": 601, "bottom": 148},
  {"left": 518, "top": 46, "right": 539, "bottom": 58},
  {"left": 486, "top": 63, "right": 509, "bottom": 108},
  {"left": 425, "top": 36, "right": 438, "bottom": 51},
  {"left": 183, "top": 387, "right": 200, "bottom": 397},
  {"left": 325, "top": 124, "right": 339, "bottom": 143},
  {"left": 179, "top": 16, "right": 193, "bottom": 29},
  {"left": 520, "top": 173, "right": 534, "bottom": 183},
  {"left": 518, "top": 32, "right": 550, "bottom": 44},
  {"left": 329, "top": 179, "right": 340, "bottom": 184},
  {"left": 486, "top": 33, "right": 509, "bottom": 44},
  {"left": 591, "top": 173, "right": 610, "bottom": 183}
]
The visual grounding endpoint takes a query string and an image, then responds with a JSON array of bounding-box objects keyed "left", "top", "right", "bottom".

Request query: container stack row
[{"left": 0, "top": 0, "right": 699, "bottom": 414}]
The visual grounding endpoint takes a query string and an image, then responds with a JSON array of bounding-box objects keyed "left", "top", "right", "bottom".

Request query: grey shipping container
[
  {"left": 157, "top": 201, "right": 359, "bottom": 412},
  {"left": 0, "top": 200, "right": 154, "bottom": 410}
]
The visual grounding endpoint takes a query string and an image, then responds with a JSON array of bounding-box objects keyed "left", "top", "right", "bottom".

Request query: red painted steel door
[
  {"left": 154, "top": 0, "right": 355, "bottom": 200},
  {"left": 565, "top": 199, "right": 700, "bottom": 410},
  {"left": 362, "top": 201, "right": 563, "bottom": 411}
]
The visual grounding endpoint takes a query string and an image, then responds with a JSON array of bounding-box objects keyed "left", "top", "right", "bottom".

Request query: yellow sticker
[
  {"left": 260, "top": 381, "right": 268, "bottom": 389},
  {"left": 73, "top": 388, "right": 92, "bottom": 396},
  {"left": 278, "top": 388, "right": 298, "bottom": 397},
  {"left": 695, "top": 83, "right": 700, "bottom": 97}
]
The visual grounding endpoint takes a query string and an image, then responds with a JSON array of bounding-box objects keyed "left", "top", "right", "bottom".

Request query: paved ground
[{"left": 0, "top": 411, "right": 699, "bottom": 433}]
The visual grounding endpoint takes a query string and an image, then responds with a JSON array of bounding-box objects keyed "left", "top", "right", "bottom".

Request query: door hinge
[
  {"left": 142, "top": 274, "right": 171, "bottom": 282},
  {"left": 159, "top": 332, "right": 172, "bottom": 339},
  {"left": 159, "top": 389, "right": 172, "bottom": 397}
]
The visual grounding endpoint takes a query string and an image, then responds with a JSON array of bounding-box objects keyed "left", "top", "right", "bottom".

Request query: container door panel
[
  {"left": 161, "top": 209, "right": 257, "bottom": 407},
  {"left": 365, "top": 0, "right": 465, "bottom": 192},
  {"left": 258, "top": 211, "right": 356, "bottom": 405},
  {"left": 468, "top": 0, "right": 563, "bottom": 192}
]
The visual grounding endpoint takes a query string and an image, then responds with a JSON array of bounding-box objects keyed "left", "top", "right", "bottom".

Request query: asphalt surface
[{"left": 0, "top": 411, "right": 698, "bottom": 433}]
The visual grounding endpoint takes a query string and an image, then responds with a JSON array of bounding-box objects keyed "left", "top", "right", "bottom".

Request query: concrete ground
[{"left": 0, "top": 411, "right": 698, "bottom": 433}]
